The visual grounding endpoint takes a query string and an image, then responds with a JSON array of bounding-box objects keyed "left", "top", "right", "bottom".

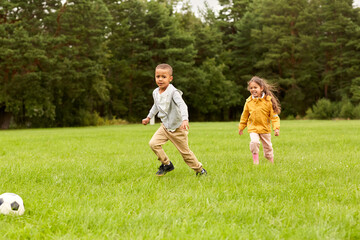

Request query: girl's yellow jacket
[{"left": 238, "top": 95, "right": 280, "bottom": 133}]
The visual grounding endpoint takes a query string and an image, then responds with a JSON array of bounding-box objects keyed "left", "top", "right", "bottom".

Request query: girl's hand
[
  {"left": 239, "top": 129, "right": 243, "bottom": 135},
  {"left": 274, "top": 129, "right": 280, "bottom": 136},
  {"left": 181, "top": 120, "right": 189, "bottom": 130},
  {"left": 142, "top": 117, "right": 150, "bottom": 125}
]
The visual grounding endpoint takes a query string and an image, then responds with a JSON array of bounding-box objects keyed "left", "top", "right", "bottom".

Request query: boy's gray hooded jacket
[{"left": 147, "top": 84, "right": 188, "bottom": 130}]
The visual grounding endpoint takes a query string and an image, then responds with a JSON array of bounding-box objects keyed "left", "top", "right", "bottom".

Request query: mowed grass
[{"left": 0, "top": 121, "right": 359, "bottom": 239}]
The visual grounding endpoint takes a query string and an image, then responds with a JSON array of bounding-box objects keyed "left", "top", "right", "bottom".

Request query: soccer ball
[{"left": 0, "top": 193, "right": 25, "bottom": 216}]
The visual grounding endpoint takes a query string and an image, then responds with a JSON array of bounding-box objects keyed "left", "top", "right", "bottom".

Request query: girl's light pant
[
  {"left": 149, "top": 124, "right": 202, "bottom": 172},
  {"left": 249, "top": 132, "right": 274, "bottom": 160}
]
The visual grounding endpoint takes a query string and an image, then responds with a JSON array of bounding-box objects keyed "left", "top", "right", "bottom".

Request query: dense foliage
[{"left": 1, "top": 0, "right": 360, "bottom": 127}]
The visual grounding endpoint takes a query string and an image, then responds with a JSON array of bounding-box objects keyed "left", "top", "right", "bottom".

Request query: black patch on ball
[
  {"left": 0, "top": 198, "right": 3, "bottom": 206},
  {"left": 11, "top": 201, "right": 20, "bottom": 211}
]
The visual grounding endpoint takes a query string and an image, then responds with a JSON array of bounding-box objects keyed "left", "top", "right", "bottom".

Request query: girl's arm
[
  {"left": 238, "top": 103, "right": 249, "bottom": 132},
  {"left": 270, "top": 105, "right": 280, "bottom": 135}
]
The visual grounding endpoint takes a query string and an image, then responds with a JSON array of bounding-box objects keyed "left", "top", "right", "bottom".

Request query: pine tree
[
  {"left": 52, "top": 0, "right": 112, "bottom": 126},
  {"left": 314, "top": 0, "right": 360, "bottom": 101},
  {"left": 248, "top": 0, "right": 319, "bottom": 116},
  {"left": 349, "top": 6, "right": 360, "bottom": 104},
  {"left": 0, "top": 0, "right": 62, "bottom": 127},
  {"left": 106, "top": 0, "right": 196, "bottom": 121}
]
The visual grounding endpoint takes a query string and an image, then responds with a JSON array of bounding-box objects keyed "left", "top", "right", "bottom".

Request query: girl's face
[
  {"left": 155, "top": 68, "right": 173, "bottom": 92},
  {"left": 249, "top": 81, "right": 264, "bottom": 98}
]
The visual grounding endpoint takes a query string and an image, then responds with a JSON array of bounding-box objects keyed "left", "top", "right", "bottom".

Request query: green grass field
[{"left": 0, "top": 121, "right": 359, "bottom": 239}]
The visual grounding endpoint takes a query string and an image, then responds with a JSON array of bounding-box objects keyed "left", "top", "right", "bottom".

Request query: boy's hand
[
  {"left": 181, "top": 120, "right": 189, "bottom": 130},
  {"left": 274, "top": 129, "right": 280, "bottom": 136},
  {"left": 142, "top": 117, "right": 150, "bottom": 125},
  {"left": 239, "top": 129, "right": 243, "bottom": 135}
]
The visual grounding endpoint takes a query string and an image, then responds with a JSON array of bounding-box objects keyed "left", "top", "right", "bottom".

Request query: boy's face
[{"left": 155, "top": 68, "right": 173, "bottom": 92}]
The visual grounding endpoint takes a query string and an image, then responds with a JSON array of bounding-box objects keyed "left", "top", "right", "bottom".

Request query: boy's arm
[
  {"left": 173, "top": 91, "right": 188, "bottom": 121},
  {"left": 173, "top": 91, "right": 190, "bottom": 130},
  {"left": 147, "top": 104, "right": 158, "bottom": 119},
  {"left": 142, "top": 104, "right": 158, "bottom": 125}
]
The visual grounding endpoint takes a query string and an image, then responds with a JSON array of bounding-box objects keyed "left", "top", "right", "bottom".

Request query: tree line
[{"left": 1, "top": 0, "right": 360, "bottom": 128}]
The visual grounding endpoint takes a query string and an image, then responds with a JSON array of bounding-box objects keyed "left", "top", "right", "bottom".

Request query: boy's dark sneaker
[
  {"left": 156, "top": 162, "right": 174, "bottom": 176},
  {"left": 196, "top": 168, "right": 207, "bottom": 176}
]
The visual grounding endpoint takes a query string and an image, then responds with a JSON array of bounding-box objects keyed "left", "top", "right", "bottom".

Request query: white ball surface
[{"left": 0, "top": 193, "right": 25, "bottom": 216}]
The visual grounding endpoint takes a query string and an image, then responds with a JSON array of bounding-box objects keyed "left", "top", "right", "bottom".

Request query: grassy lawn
[{"left": 0, "top": 120, "right": 359, "bottom": 239}]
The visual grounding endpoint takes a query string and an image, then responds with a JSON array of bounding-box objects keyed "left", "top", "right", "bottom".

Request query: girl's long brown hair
[{"left": 248, "top": 76, "right": 281, "bottom": 114}]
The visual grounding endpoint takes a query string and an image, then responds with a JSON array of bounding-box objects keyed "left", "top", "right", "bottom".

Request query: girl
[{"left": 238, "top": 76, "right": 281, "bottom": 164}]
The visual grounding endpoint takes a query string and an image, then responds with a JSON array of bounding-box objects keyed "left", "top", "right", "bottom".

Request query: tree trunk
[{"left": 0, "top": 108, "right": 12, "bottom": 129}]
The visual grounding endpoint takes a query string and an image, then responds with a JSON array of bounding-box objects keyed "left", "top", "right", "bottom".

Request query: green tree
[
  {"left": 216, "top": 0, "right": 252, "bottom": 79},
  {"left": 315, "top": 0, "right": 360, "bottom": 101},
  {"left": 0, "top": 0, "right": 61, "bottom": 127},
  {"left": 52, "top": 0, "right": 112, "bottom": 126},
  {"left": 106, "top": 0, "right": 196, "bottom": 121},
  {"left": 231, "top": 9, "right": 260, "bottom": 86},
  {"left": 234, "top": 0, "right": 320, "bottom": 116}
]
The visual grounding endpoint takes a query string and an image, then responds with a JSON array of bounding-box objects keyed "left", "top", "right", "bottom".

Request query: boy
[{"left": 142, "top": 64, "right": 207, "bottom": 176}]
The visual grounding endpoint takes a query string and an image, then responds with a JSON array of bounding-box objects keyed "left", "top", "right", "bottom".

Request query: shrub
[
  {"left": 306, "top": 98, "right": 334, "bottom": 119},
  {"left": 94, "top": 112, "right": 128, "bottom": 126},
  {"left": 353, "top": 105, "right": 360, "bottom": 119},
  {"left": 339, "top": 100, "right": 354, "bottom": 119},
  {"left": 286, "top": 115, "right": 296, "bottom": 120},
  {"left": 80, "top": 110, "right": 98, "bottom": 126}
]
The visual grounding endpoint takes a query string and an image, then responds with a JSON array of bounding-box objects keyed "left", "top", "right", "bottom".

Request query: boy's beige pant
[
  {"left": 249, "top": 133, "right": 274, "bottom": 160},
  {"left": 149, "top": 124, "right": 202, "bottom": 172}
]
